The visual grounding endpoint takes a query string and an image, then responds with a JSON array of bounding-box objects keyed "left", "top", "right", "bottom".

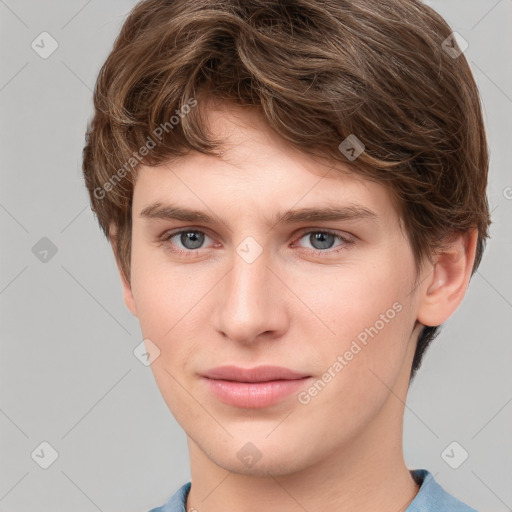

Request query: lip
[
  {"left": 202, "top": 365, "right": 310, "bottom": 382},
  {"left": 201, "top": 365, "right": 311, "bottom": 408}
]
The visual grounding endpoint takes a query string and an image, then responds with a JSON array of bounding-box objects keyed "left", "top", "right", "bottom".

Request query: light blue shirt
[{"left": 148, "top": 469, "right": 479, "bottom": 511}]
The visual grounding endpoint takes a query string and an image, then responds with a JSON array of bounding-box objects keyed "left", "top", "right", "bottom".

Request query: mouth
[{"left": 200, "top": 365, "right": 312, "bottom": 408}]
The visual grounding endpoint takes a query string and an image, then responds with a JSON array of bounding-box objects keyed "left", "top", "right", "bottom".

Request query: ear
[
  {"left": 109, "top": 223, "right": 138, "bottom": 317},
  {"left": 416, "top": 229, "right": 478, "bottom": 327}
]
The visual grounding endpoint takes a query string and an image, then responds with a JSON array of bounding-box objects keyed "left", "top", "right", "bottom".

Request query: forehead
[{"left": 132, "top": 102, "right": 399, "bottom": 225}]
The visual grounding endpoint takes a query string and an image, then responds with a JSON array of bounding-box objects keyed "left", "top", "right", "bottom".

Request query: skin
[{"left": 115, "top": 100, "right": 477, "bottom": 512}]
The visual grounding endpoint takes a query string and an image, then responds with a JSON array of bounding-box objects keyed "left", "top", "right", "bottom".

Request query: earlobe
[{"left": 417, "top": 229, "right": 478, "bottom": 327}]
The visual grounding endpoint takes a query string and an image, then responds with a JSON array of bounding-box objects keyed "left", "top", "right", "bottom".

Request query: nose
[{"left": 211, "top": 244, "right": 289, "bottom": 345}]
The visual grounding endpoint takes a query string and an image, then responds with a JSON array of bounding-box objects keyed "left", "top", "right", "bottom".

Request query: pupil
[
  {"left": 181, "top": 231, "right": 204, "bottom": 249},
  {"left": 311, "top": 232, "right": 334, "bottom": 250}
]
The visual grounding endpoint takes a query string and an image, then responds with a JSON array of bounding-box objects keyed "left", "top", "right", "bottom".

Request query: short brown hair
[{"left": 82, "top": 0, "right": 491, "bottom": 380}]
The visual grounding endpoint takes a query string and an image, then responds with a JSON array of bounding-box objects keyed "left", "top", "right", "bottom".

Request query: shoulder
[
  {"left": 146, "top": 482, "right": 191, "bottom": 512},
  {"left": 407, "top": 469, "right": 480, "bottom": 512}
]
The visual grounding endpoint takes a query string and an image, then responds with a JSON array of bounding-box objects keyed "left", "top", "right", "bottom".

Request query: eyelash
[{"left": 159, "top": 228, "right": 354, "bottom": 258}]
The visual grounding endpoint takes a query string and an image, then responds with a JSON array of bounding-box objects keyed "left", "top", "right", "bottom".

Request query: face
[{"left": 123, "top": 102, "right": 424, "bottom": 476}]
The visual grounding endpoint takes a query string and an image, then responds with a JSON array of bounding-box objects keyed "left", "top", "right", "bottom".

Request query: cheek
[
  {"left": 130, "top": 244, "right": 184, "bottom": 345},
  {"left": 129, "top": 242, "right": 211, "bottom": 363},
  {"left": 292, "top": 269, "right": 415, "bottom": 431},
  {"left": 297, "top": 259, "right": 416, "bottom": 372},
  {"left": 129, "top": 249, "right": 205, "bottom": 417},
  {"left": 308, "top": 266, "right": 407, "bottom": 332}
]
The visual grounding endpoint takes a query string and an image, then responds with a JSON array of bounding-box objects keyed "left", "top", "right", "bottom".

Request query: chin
[
  {"left": 199, "top": 434, "right": 314, "bottom": 478},
  {"left": 216, "top": 453, "right": 309, "bottom": 478}
]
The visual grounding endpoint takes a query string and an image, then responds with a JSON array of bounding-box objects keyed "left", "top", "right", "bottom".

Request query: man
[{"left": 82, "top": 1, "right": 490, "bottom": 510}]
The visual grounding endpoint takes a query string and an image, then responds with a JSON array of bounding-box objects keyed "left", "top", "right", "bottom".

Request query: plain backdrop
[{"left": 0, "top": 1, "right": 511, "bottom": 511}]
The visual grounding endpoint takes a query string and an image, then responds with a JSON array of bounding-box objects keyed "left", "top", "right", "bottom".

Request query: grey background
[{"left": 0, "top": 0, "right": 510, "bottom": 511}]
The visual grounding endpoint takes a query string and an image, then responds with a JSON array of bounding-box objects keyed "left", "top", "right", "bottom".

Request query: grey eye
[
  {"left": 177, "top": 231, "right": 206, "bottom": 250},
  {"left": 305, "top": 232, "right": 337, "bottom": 250}
]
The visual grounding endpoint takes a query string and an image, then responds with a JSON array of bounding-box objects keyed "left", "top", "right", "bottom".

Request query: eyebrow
[
  {"left": 139, "top": 203, "right": 378, "bottom": 230},
  {"left": 139, "top": 202, "right": 378, "bottom": 228}
]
